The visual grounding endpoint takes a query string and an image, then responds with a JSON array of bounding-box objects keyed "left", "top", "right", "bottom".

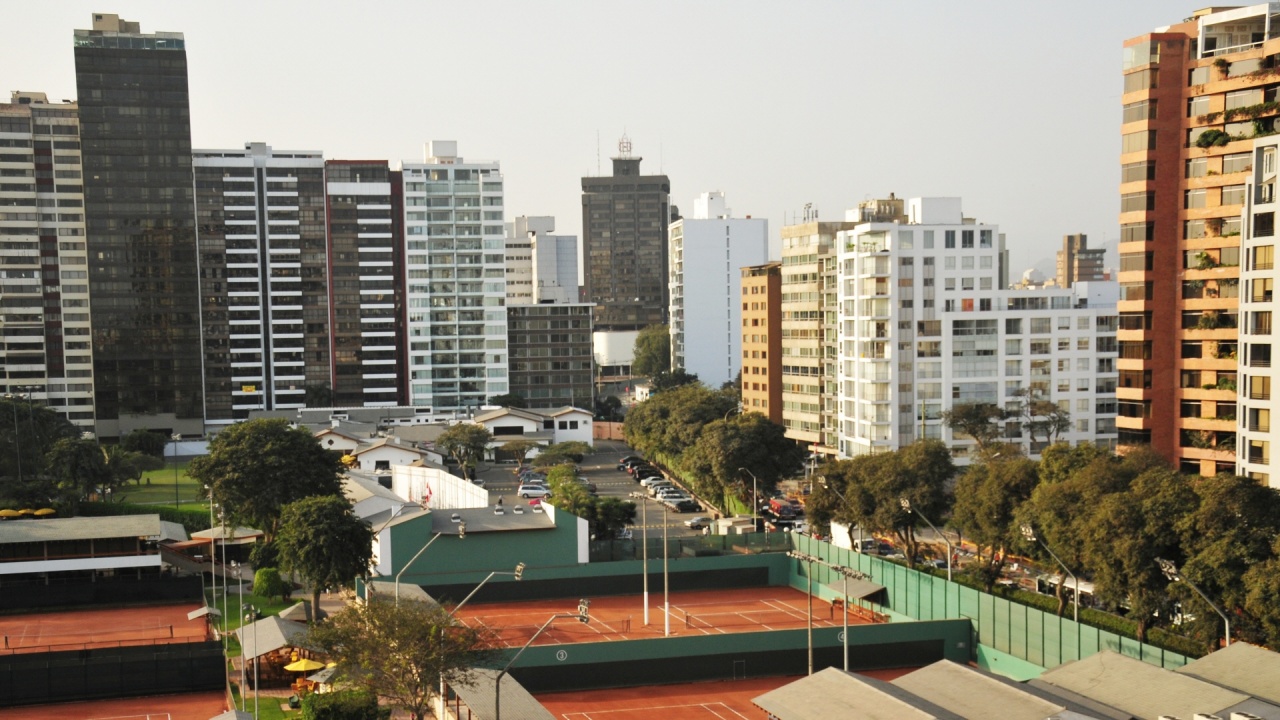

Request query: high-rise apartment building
[
  {"left": 504, "top": 216, "right": 579, "bottom": 306},
  {"left": 741, "top": 262, "right": 782, "bottom": 424},
  {"left": 1237, "top": 136, "right": 1278, "bottom": 487},
  {"left": 193, "top": 143, "right": 332, "bottom": 425},
  {"left": 669, "top": 192, "right": 770, "bottom": 388},
  {"left": 1117, "top": 5, "right": 1280, "bottom": 473},
  {"left": 74, "top": 14, "right": 203, "bottom": 439},
  {"left": 1056, "top": 233, "right": 1107, "bottom": 288},
  {"left": 581, "top": 139, "right": 671, "bottom": 332},
  {"left": 326, "top": 160, "right": 403, "bottom": 408},
  {"left": 401, "top": 142, "right": 507, "bottom": 412},
  {"left": 835, "top": 198, "right": 1119, "bottom": 462},
  {"left": 0, "top": 93, "right": 95, "bottom": 428},
  {"left": 779, "top": 216, "right": 855, "bottom": 455},
  {"left": 506, "top": 303, "right": 594, "bottom": 409}
]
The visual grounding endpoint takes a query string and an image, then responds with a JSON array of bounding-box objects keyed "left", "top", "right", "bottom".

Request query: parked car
[
  {"left": 575, "top": 478, "right": 598, "bottom": 493},
  {"left": 684, "top": 516, "right": 712, "bottom": 530},
  {"left": 615, "top": 528, "right": 633, "bottom": 540},
  {"left": 471, "top": 477, "right": 486, "bottom": 488},
  {"left": 640, "top": 475, "right": 670, "bottom": 488},
  {"left": 518, "top": 484, "right": 551, "bottom": 499},
  {"left": 673, "top": 499, "right": 701, "bottom": 513},
  {"left": 655, "top": 490, "right": 689, "bottom": 502},
  {"left": 634, "top": 470, "right": 663, "bottom": 482},
  {"left": 648, "top": 484, "right": 678, "bottom": 497}
]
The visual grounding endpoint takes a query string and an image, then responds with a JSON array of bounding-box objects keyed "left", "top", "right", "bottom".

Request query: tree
[
  {"left": 1012, "top": 388, "right": 1071, "bottom": 447},
  {"left": 1244, "top": 536, "right": 1280, "bottom": 650},
  {"left": 545, "top": 463, "right": 595, "bottom": 517},
  {"left": 435, "top": 423, "right": 492, "bottom": 478},
  {"left": 307, "top": 595, "right": 497, "bottom": 720},
  {"left": 253, "top": 567, "right": 290, "bottom": 603},
  {"left": 632, "top": 324, "right": 671, "bottom": 378},
  {"left": 951, "top": 451, "right": 1039, "bottom": 591},
  {"left": 276, "top": 495, "right": 373, "bottom": 617},
  {"left": 304, "top": 382, "right": 334, "bottom": 408},
  {"left": 188, "top": 419, "right": 344, "bottom": 541},
  {"left": 487, "top": 393, "right": 528, "bottom": 408},
  {"left": 532, "top": 441, "right": 592, "bottom": 467},
  {"left": 300, "top": 689, "right": 381, "bottom": 720},
  {"left": 941, "top": 402, "right": 1006, "bottom": 452},
  {"left": 102, "top": 445, "right": 162, "bottom": 497},
  {"left": 498, "top": 438, "right": 539, "bottom": 467},
  {"left": 680, "top": 413, "right": 803, "bottom": 507},
  {"left": 650, "top": 369, "right": 700, "bottom": 392},
  {"left": 587, "top": 496, "right": 637, "bottom": 540},
  {"left": 0, "top": 396, "right": 80, "bottom": 503},
  {"left": 594, "top": 395, "right": 622, "bottom": 421},
  {"left": 44, "top": 437, "right": 112, "bottom": 514},
  {"left": 120, "top": 429, "right": 168, "bottom": 459}
]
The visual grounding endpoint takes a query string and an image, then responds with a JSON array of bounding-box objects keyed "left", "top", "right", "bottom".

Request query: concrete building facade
[
  {"left": 0, "top": 92, "right": 95, "bottom": 428},
  {"left": 1238, "top": 136, "right": 1279, "bottom": 487},
  {"left": 401, "top": 142, "right": 507, "bottom": 412},
  {"left": 741, "top": 262, "right": 783, "bottom": 424},
  {"left": 504, "top": 216, "right": 578, "bottom": 306},
  {"left": 506, "top": 303, "right": 594, "bottom": 409},
  {"left": 1056, "top": 233, "right": 1107, "bottom": 288},
  {"left": 836, "top": 198, "right": 1119, "bottom": 462},
  {"left": 668, "top": 192, "right": 770, "bottom": 388}
]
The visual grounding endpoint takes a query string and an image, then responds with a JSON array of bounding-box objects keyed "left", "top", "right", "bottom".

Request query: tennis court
[
  {"left": 0, "top": 602, "right": 208, "bottom": 654},
  {"left": 455, "top": 586, "right": 881, "bottom": 648},
  {"left": 0, "top": 689, "right": 226, "bottom": 720}
]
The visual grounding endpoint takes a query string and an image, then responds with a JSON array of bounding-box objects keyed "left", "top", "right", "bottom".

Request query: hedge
[
  {"left": 78, "top": 501, "right": 211, "bottom": 535},
  {"left": 302, "top": 689, "right": 387, "bottom": 720}
]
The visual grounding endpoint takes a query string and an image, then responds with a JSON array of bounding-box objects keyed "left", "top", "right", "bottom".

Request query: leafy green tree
[
  {"left": 1244, "top": 536, "right": 1280, "bottom": 649},
  {"left": 941, "top": 402, "right": 1007, "bottom": 451},
  {"left": 498, "top": 438, "right": 539, "bottom": 467},
  {"left": 1177, "top": 474, "right": 1280, "bottom": 649},
  {"left": 189, "top": 418, "right": 344, "bottom": 541},
  {"left": 276, "top": 495, "right": 373, "bottom": 617},
  {"left": 306, "top": 595, "right": 497, "bottom": 720},
  {"left": 594, "top": 395, "right": 623, "bottom": 421},
  {"left": 587, "top": 496, "right": 637, "bottom": 540},
  {"left": 253, "top": 567, "right": 290, "bottom": 603},
  {"left": 488, "top": 393, "right": 528, "bottom": 409},
  {"left": 820, "top": 441, "right": 953, "bottom": 566},
  {"left": 651, "top": 369, "right": 700, "bottom": 392},
  {"left": 532, "top": 441, "right": 592, "bottom": 467},
  {"left": 300, "top": 688, "right": 381, "bottom": 720},
  {"left": 44, "top": 437, "right": 112, "bottom": 514},
  {"left": 435, "top": 423, "right": 493, "bottom": 478},
  {"left": 632, "top": 324, "right": 671, "bottom": 378},
  {"left": 624, "top": 384, "right": 736, "bottom": 460},
  {"left": 120, "top": 429, "right": 168, "bottom": 459},
  {"left": 951, "top": 451, "right": 1039, "bottom": 590},
  {"left": 1083, "top": 466, "right": 1198, "bottom": 642},
  {"left": 545, "top": 463, "right": 595, "bottom": 516},
  {"left": 102, "top": 445, "right": 162, "bottom": 495},
  {"left": 1014, "top": 389, "right": 1072, "bottom": 447},
  {"left": 0, "top": 396, "right": 80, "bottom": 503},
  {"left": 680, "top": 413, "right": 803, "bottom": 507}
]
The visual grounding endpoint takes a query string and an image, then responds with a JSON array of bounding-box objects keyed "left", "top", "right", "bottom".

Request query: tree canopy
[
  {"left": 631, "top": 324, "right": 671, "bottom": 378},
  {"left": 276, "top": 494, "right": 373, "bottom": 616},
  {"left": 120, "top": 429, "right": 168, "bottom": 458},
  {"left": 436, "top": 423, "right": 492, "bottom": 477},
  {"left": 307, "top": 595, "right": 497, "bottom": 720},
  {"left": 487, "top": 393, "right": 528, "bottom": 409},
  {"left": 188, "top": 418, "right": 344, "bottom": 540}
]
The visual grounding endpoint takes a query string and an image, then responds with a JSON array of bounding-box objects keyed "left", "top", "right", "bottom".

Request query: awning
[
  {"left": 448, "top": 668, "right": 555, "bottom": 720},
  {"left": 188, "top": 606, "right": 222, "bottom": 620},
  {"left": 307, "top": 666, "right": 338, "bottom": 684},
  {"left": 826, "top": 577, "right": 886, "bottom": 600}
]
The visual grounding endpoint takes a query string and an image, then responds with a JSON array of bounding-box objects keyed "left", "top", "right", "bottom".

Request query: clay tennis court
[
  {"left": 0, "top": 602, "right": 209, "bottom": 654},
  {"left": 537, "top": 668, "right": 916, "bottom": 720},
  {"left": 455, "top": 586, "right": 883, "bottom": 648}
]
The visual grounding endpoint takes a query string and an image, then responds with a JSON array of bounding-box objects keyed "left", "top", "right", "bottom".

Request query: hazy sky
[{"left": 6, "top": 1, "right": 1185, "bottom": 271}]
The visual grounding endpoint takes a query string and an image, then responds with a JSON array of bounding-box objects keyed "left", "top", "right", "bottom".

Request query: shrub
[
  {"left": 250, "top": 540, "right": 278, "bottom": 569},
  {"left": 78, "top": 501, "right": 209, "bottom": 535},
  {"left": 302, "top": 689, "right": 385, "bottom": 720},
  {"left": 253, "top": 567, "right": 289, "bottom": 603}
]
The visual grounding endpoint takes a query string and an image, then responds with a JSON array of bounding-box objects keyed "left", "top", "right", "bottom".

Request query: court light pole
[
  {"left": 663, "top": 500, "right": 670, "bottom": 637},
  {"left": 899, "top": 498, "right": 951, "bottom": 582},
  {"left": 1157, "top": 557, "right": 1230, "bottom": 648},
  {"left": 231, "top": 560, "right": 245, "bottom": 709},
  {"left": 396, "top": 524, "right": 464, "bottom": 606},
  {"left": 1020, "top": 524, "right": 1078, "bottom": 623},
  {"left": 787, "top": 551, "right": 816, "bottom": 675},
  {"left": 440, "top": 563, "right": 524, "bottom": 715},
  {"left": 495, "top": 603, "right": 589, "bottom": 720},
  {"left": 832, "top": 565, "right": 869, "bottom": 671},
  {"left": 244, "top": 604, "right": 259, "bottom": 719},
  {"left": 630, "top": 491, "right": 649, "bottom": 626},
  {"left": 171, "top": 433, "right": 182, "bottom": 509}
]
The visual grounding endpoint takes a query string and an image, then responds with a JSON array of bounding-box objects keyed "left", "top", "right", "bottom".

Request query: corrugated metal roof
[
  {"left": 752, "top": 667, "right": 959, "bottom": 720},
  {"left": 235, "top": 615, "right": 309, "bottom": 659},
  {"left": 448, "top": 667, "right": 555, "bottom": 720},
  {"left": 1038, "top": 651, "right": 1255, "bottom": 719},
  {"left": 1177, "top": 642, "right": 1280, "bottom": 705},
  {"left": 891, "top": 661, "right": 1069, "bottom": 720},
  {"left": 0, "top": 515, "right": 162, "bottom": 544}
]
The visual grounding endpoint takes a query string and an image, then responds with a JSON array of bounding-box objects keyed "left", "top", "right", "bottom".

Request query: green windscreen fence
[{"left": 789, "top": 534, "right": 1189, "bottom": 672}]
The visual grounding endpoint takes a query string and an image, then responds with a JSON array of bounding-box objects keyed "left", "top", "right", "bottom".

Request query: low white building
[
  {"left": 349, "top": 437, "right": 440, "bottom": 474},
  {"left": 471, "top": 406, "right": 594, "bottom": 448},
  {"left": 835, "top": 198, "right": 1119, "bottom": 463},
  {"left": 668, "top": 192, "right": 771, "bottom": 387}
]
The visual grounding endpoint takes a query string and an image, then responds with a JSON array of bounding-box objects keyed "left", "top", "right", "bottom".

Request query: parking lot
[{"left": 474, "top": 439, "right": 702, "bottom": 537}]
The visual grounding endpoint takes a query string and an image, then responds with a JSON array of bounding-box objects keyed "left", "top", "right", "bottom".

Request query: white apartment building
[
  {"left": 1238, "top": 138, "right": 1278, "bottom": 488},
  {"left": 669, "top": 192, "right": 770, "bottom": 388},
  {"left": 401, "top": 141, "right": 508, "bottom": 412},
  {"left": 836, "top": 198, "right": 1119, "bottom": 463},
  {"left": 0, "top": 92, "right": 95, "bottom": 428},
  {"left": 504, "top": 216, "right": 579, "bottom": 306}
]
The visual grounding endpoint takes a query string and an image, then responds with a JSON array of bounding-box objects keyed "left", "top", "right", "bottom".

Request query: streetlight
[
  {"left": 832, "top": 565, "right": 869, "bottom": 672},
  {"left": 395, "top": 523, "right": 465, "bottom": 606},
  {"left": 4, "top": 393, "right": 23, "bottom": 484},
  {"left": 440, "top": 563, "right": 524, "bottom": 714},
  {"left": 630, "top": 491, "right": 650, "bottom": 626},
  {"left": 231, "top": 560, "right": 245, "bottom": 710},
  {"left": 786, "top": 551, "right": 816, "bottom": 675},
  {"left": 1020, "top": 524, "right": 1078, "bottom": 623},
  {"left": 1156, "top": 557, "right": 1230, "bottom": 648},
  {"left": 819, "top": 475, "right": 860, "bottom": 549},
  {"left": 367, "top": 504, "right": 410, "bottom": 600},
  {"left": 244, "top": 604, "right": 259, "bottom": 719},
  {"left": 663, "top": 498, "right": 670, "bottom": 637},
  {"left": 737, "top": 467, "right": 759, "bottom": 533},
  {"left": 171, "top": 432, "right": 182, "bottom": 509},
  {"left": 898, "top": 498, "right": 951, "bottom": 582},
  {"left": 495, "top": 603, "right": 589, "bottom": 720}
]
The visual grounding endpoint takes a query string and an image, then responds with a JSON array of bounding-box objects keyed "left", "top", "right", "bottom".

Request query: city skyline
[{"left": 4, "top": 1, "right": 1181, "bottom": 272}]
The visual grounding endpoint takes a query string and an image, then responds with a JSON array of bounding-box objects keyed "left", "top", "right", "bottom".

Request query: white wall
[
  {"left": 356, "top": 445, "right": 427, "bottom": 473},
  {"left": 550, "top": 411, "right": 593, "bottom": 444},
  {"left": 391, "top": 465, "right": 486, "bottom": 510},
  {"left": 594, "top": 330, "right": 639, "bottom": 366}
]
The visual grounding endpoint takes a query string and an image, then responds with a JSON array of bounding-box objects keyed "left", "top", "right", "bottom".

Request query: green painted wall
[
  {"left": 975, "top": 645, "right": 1047, "bottom": 681},
  {"left": 387, "top": 508, "right": 582, "bottom": 585}
]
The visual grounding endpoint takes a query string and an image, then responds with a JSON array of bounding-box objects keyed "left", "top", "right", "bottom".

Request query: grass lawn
[
  {"left": 231, "top": 684, "right": 301, "bottom": 720},
  {"left": 112, "top": 461, "right": 207, "bottom": 507},
  {"left": 210, "top": 587, "right": 299, "bottom": 655}
]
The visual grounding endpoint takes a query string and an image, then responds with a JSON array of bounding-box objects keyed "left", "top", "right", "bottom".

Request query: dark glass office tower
[
  {"left": 73, "top": 14, "right": 203, "bottom": 439},
  {"left": 581, "top": 140, "right": 670, "bottom": 331}
]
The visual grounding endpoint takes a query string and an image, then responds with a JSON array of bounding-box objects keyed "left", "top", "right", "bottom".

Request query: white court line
[
  {"left": 705, "top": 701, "right": 750, "bottom": 719},
  {"left": 760, "top": 598, "right": 809, "bottom": 622}
]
